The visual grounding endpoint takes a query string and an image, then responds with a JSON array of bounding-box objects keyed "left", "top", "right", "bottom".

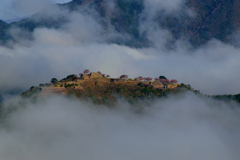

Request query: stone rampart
[{"left": 90, "top": 72, "right": 102, "bottom": 78}]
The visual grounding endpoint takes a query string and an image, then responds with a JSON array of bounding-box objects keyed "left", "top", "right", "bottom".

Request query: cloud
[
  {"left": 11, "top": 0, "right": 52, "bottom": 16},
  {"left": 0, "top": 3, "right": 240, "bottom": 158},
  {"left": 2, "top": 24, "right": 240, "bottom": 95},
  {"left": 144, "top": 0, "right": 186, "bottom": 13},
  {"left": 0, "top": 93, "right": 240, "bottom": 160},
  {"left": 141, "top": 0, "right": 195, "bottom": 20},
  {"left": 138, "top": 0, "right": 196, "bottom": 50},
  {"left": 1, "top": 1, "right": 240, "bottom": 96}
]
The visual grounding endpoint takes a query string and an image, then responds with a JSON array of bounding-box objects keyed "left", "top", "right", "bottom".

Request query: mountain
[
  {"left": 0, "top": 20, "right": 10, "bottom": 45},
  {"left": 21, "top": 72, "right": 240, "bottom": 105},
  {"left": 185, "top": 0, "right": 240, "bottom": 45},
  {"left": 1, "top": 0, "right": 240, "bottom": 47},
  {"left": 0, "top": 20, "right": 8, "bottom": 29},
  {"left": 10, "top": 6, "right": 68, "bottom": 32}
]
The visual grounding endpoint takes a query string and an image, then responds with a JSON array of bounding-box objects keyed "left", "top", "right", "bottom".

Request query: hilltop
[
  {"left": 20, "top": 70, "right": 240, "bottom": 106},
  {"left": 22, "top": 70, "right": 186, "bottom": 105}
]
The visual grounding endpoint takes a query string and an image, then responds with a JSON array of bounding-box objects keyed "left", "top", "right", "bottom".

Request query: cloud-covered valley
[{"left": 0, "top": 93, "right": 240, "bottom": 160}]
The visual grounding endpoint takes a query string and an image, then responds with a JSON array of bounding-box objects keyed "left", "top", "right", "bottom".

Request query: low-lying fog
[{"left": 0, "top": 93, "right": 240, "bottom": 160}]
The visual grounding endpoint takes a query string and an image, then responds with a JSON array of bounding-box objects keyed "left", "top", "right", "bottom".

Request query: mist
[
  {"left": 0, "top": 1, "right": 239, "bottom": 95},
  {"left": 0, "top": 1, "right": 240, "bottom": 159},
  {"left": 0, "top": 93, "right": 239, "bottom": 160},
  {"left": 1, "top": 24, "right": 240, "bottom": 95}
]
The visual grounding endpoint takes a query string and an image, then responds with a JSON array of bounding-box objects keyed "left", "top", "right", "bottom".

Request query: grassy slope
[{"left": 22, "top": 76, "right": 186, "bottom": 105}]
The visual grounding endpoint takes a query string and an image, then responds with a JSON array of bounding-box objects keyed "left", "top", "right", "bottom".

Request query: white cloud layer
[
  {"left": 0, "top": 2, "right": 240, "bottom": 158},
  {"left": 1, "top": 24, "right": 240, "bottom": 95},
  {"left": 0, "top": 93, "right": 240, "bottom": 160}
]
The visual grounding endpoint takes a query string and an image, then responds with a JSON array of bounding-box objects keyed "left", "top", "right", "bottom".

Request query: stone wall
[
  {"left": 90, "top": 72, "right": 102, "bottom": 78},
  {"left": 81, "top": 73, "right": 90, "bottom": 78},
  {"left": 87, "top": 78, "right": 110, "bottom": 82}
]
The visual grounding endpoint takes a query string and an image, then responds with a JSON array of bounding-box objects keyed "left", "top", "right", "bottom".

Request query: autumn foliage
[
  {"left": 83, "top": 69, "right": 90, "bottom": 74},
  {"left": 143, "top": 77, "right": 152, "bottom": 81},
  {"left": 120, "top": 75, "right": 128, "bottom": 79},
  {"left": 170, "top": 79, "right": 178, "bottom": 84}
]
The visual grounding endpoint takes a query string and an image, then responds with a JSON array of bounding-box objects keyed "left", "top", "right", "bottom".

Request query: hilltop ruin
[{"left": 22, "top": 70, "right": 183, "bottom": 105}]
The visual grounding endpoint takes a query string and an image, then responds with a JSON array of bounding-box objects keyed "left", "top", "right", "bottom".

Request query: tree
[
  {"left": 138, "top": 76, "right": 143, "bottom": 80},
  {"left": 79, "top": 73, "right": 83, "bottom": 77},
  {"left": 159, "top": 75, "right": 167, "bottom": 79},
  {"left": 137, "top": 82, "right": 143, "bottom": 87},
  {"left": 97, "top": 71, "right": 102, "bottom": 74},
  {"left": 51, "top": 78, "right": 58, "bottom": 84},
  {"left": 120, "top": 75, "right": 128, "bottom": 79},
  {"left": 165, "top": 79, "right": 170, "bottom": 84},
  {"left": 65, "top": 74, "right": 76, "bottom": 80},
  {"left": 170, "top": 79, "right": 178, "bottom": 84},
  {"left": 83, "top": 69, "right": 90, "bottom": 74},
  {"left": 147, "top": 77, "right": 152, "bottom": 81},
  {"left": 144, "top": 77, "right": 152, "bottom": 81},
  {"left": 72, "top": 76, "right": 78, "bottom": 81},
  {"left": 106, "top": 75, "right": 110, "bottom": 78},
  {"left": 154, "top": 78, "right": 159, "bottom": 81},
  {"left": 159, "top": 79, "right": 170, "bottom": 84},
  {"left": 141, "top": 86, "right": 150, "bottom": 94}
]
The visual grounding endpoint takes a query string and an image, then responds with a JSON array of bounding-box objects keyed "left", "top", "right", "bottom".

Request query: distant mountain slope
[
  {"left": 2, "top": 0, "right": 240, "bottom": 47},
  {"left": 10, "top": 5, "right": 69, "bottom": 32},
  {"left": 185, "top": 0, "right": 240, "bottom": 45},
  {"left": 0, "top": 20, "right": 8, "bottom": 28},
  {"left": 0, "top": 20, "right": 10, "bottom": 45}
]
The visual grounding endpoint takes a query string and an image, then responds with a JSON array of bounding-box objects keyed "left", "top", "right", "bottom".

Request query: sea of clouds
[
  {"left": 0, "top": 92, "right": 240, "bottom": 160},
  {"left": 0, "top": 1, "right": 240, "bottom": 159}
]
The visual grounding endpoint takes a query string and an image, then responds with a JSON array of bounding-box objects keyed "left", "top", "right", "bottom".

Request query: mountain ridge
[
  {"left": 1, "top": 0, "right": 240, "bottom": 47},
  {"left": 22, "top": 72, "right": 183, "bottom": 105},
  {"left": 21, "top": 71, "right": 240, "bottom": 105}
]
